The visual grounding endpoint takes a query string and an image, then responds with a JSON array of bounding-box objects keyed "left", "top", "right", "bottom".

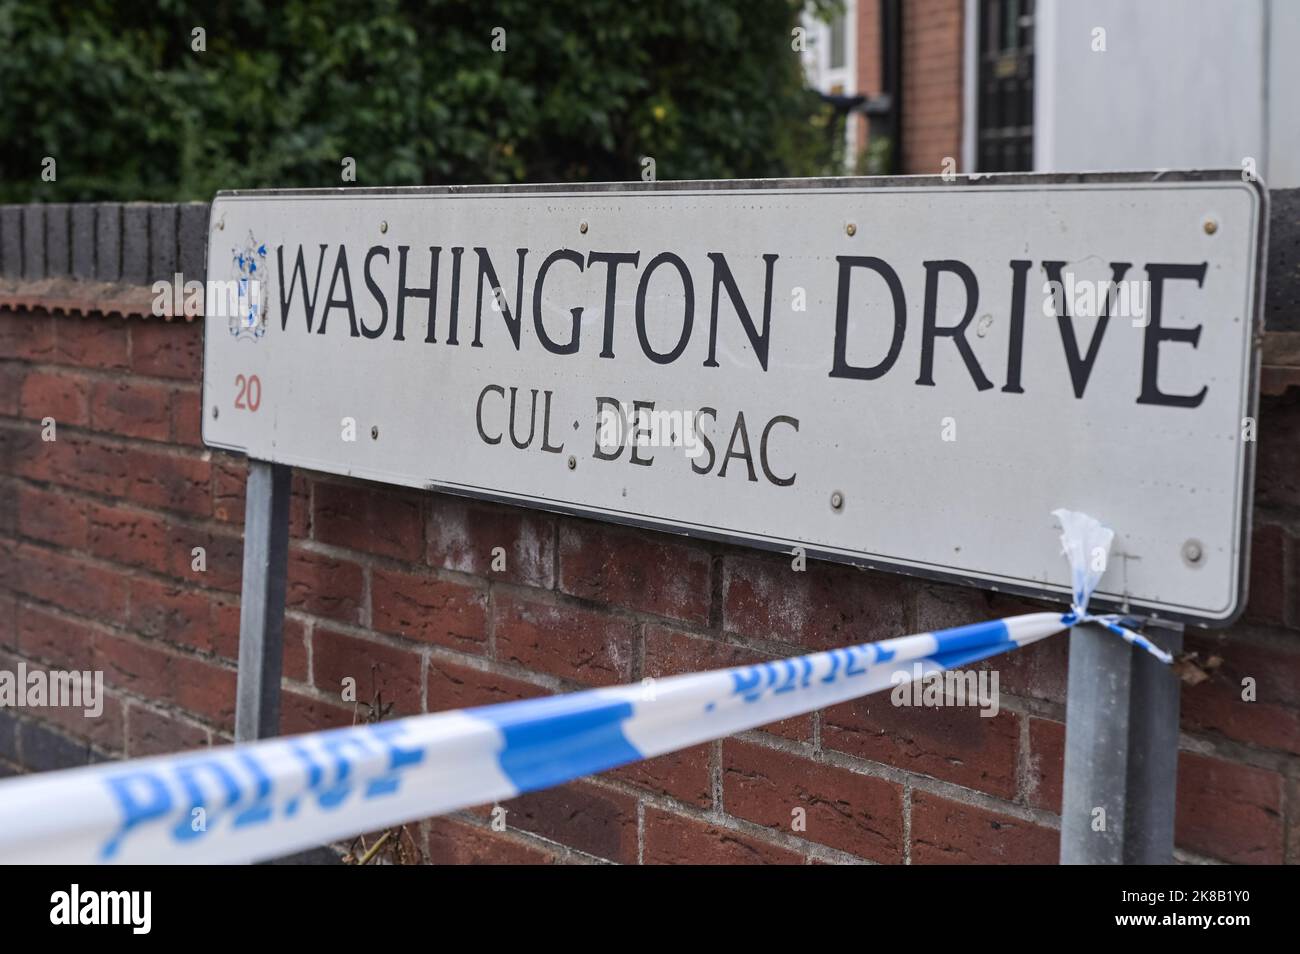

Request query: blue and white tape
[
  {"left": 1053, "top": 508, "right": 1174, "bottom": 664},
  {"left": 0, "top": 508, "right": 1167, "bottom": 864},
  {"left": 0, "top": 612, "right": 1067, "bottom": 864}
]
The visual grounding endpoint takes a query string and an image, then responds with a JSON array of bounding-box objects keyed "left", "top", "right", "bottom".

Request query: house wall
[{"left": 1035, "top": 0, "right": 1299, "bottom": 188}]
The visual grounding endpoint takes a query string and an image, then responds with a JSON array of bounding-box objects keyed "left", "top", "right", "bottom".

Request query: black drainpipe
[
  {"left": 860, "top": 0, "right": 903, "bottom": 174},
  {"left": 880, "top": 0, "right": 903, "bottom": 172}
]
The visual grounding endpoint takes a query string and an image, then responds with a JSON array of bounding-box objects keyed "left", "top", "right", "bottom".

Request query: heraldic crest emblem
[{"left": 230, "top": 233, "right": 269, "bottom": 341}]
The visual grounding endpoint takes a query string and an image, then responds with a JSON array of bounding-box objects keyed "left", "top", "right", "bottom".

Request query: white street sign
[{"left": 202, "top": 173, "right": 1265, "bottom": 625}]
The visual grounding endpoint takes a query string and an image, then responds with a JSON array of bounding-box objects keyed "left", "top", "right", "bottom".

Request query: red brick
[
  {"left": 32, "top": 695, "right": 126, "bottom": 755},
  {"left": 900, "top": 0, "right": 963, "bottom": 173},
  {"left": 312, "top": 627, "right": 423, "bottom": 718},
  {"left": 130, "top": 319, "right": 202, "bottom": 380},
  {"left": 89, "top": 379, "right": 171, "bottom": 440},
  {"left": 0, "top": 649, "right": 125, "bottom": 753},
  {"left": 1175, "top": 753, "right": 1283, "bottom": 864},
  {"left": 915, "top": 584, "right": 993, "bottom": 633},
  {"left": 15, "top": 603, "right": 97, "bottom": 670},
  {"left": 1026, "top": 717, "right": 1065, "bottom": 812},
  {"left": 493, "top": 590, "right": 637, "bottom": 686},
  {"left": 910, "top": 791, "right": 1058, "bottom": 864},
  {"left": 1186, "top": 633, "right": 1300, "bottom": 711},
  {"left": 1181, "top": 633, "right": 1300, "bottom": 755},
  {"left": 426, "top": 657, "right": 546, "bottom": 713},
  {"left": 170, "top": 524, "right": 243, "bottom": 592},
  {"left": 722, "top": 739, "right": 903, "bottom": 862},
  {"left": 427, "top": 494, "right": 555, "bottom": 587},
  {"left": 14, "top": 432, "right": 132, "bottom": 498},
  {"left": 822, "top": 692, "right": 1021, "bottom": 799},
  {"left": 314, "top": 481, "right": 424, "bottom": 561},
  {"left": 501, "top": 781, "right": 639, "bottom": 863},
  {"left": 9, "top": 716, "right": 106, "bottom": 769},
  {"left": 67, "top": 435, "right": 134, "bottom": 496},
  {"left": 123, "top": 447, "right": 211, "bottom": 516},
  {"left": 424, "top": 816, "right": 558, "bottom": 864},
  {"left": 3, "top": 424, "right": 52, "bottom": 485},
  {"left": 0, "top": 362, "right": 23, "bottom": 416},
  {"left": 170, "top": 387, "right": 203, "bottom": 446},
  {"left": 0, "top": 419, "right": 32, "bottom": 471},
  {"left": 127, "top": 577, "right": 231, "bottom": 658},
  {"left": 1029, "top": 710, "right": 1292, "bottom": 866},
  {"left": 372, "top": 567, "right": 487, "bottom": 654},
  {"left": 0, "top": 311, "right": 56, "bottom": 361},
  {"left": 643, "top": 807, "right": 804, "bottom": 864},
  {"left": 916, "top": 585, "right": 1053, "bottom": 634},
  {"left": 1286, "top": 776, "right": 1300, "bottom": 865},
  {"left": 289, "top": 473, "right": 312, "bottom": 537},
  {"left": 211, "top": 455, "right": 246, "bottom": 523},
  {"left": 214, "top": 458, "right": 308, "bottom": 533},
  {"left": 0, "top": 536, "right": 16, "bottom": 593},
  {"left": 980, "top": 632, "right": 1069, "bottom": 705},
  {"left": 0, "top": 592, "right": 15, "bottom": 651},
  {"left": 16, "top": 544, "right": 128, "bottom": 623},
  {"left": 644, "top": 624, "right": 811, "bottom": 741},
  {"left": 558, "top": 519, "right": 711, "bottom": 624},
  {"left": 1255, "top": 396, "right": 1300, "bottom": 512},
  {"left": 722, "top": 553, "right": 907, "bottom": 651},
  {"left": 610, "top": 745, "right": 713, "bottom": 807},
  {"left": 279, "top": 688, "right": 355, "bottom": 736},
  {"left": 286, "top": 549, "right": 364, "bottom": 624},
  {"left": 17, "top": 483, "right": 89, "bottom": 549},
  {"left": 53, "top": 315, "right": 129, "bottom": 369},
  {"left": 855, "top": 0, "right": 883, "bottom": 102},
  {"left": 209, "top": 606, "right": 309, "bottom": 683},
  {"left": 94, "top": 633, "right": 237, "bottom": 728},
  {"left": 0, "top": 480, "right": 12, "bottom": 539},
  {"left": 19, "top": 370, "right": 89, "bottom": 426},
  {"left": 281, "top": 616, "right": 310, "bottom": 683},
  {"left": 126, "top": 703, "right": 209, "bottom": 757},
  {"left": 1245, "top": 523, "right": 1287, "bottom": 626},
  {"left": 87, "top": 503, "right": 171, "bottom": 575}
]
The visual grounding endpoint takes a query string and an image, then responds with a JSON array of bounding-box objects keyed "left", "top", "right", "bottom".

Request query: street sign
[{"left": 202, "top": 172, "right": 1266, "bottom": 625}]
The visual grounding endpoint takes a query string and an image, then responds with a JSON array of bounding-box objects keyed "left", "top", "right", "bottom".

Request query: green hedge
[{"left": 0, "top": 0, "right": 842, "bottom": 202}]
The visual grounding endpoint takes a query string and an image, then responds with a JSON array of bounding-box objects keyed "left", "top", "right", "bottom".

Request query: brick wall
[
  {"left": 0, "top": 203, "right": 1297, "bottom": 865},
  {"left": 854, "top": 0, "right": 882, "bottom": 162},
  {"left": 900, "top": 0, "right": 965, "bottom": 174},
  {"left": 855, "top": 0, "right": 965, "bottom": 175}
]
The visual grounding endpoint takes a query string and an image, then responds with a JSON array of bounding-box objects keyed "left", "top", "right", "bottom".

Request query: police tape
[
  {"left": 0, "top": 611, "right": 1069, "bottom": 864},
  {"left": 0, "top": 510, "right": 1162, "bottom": 864}
]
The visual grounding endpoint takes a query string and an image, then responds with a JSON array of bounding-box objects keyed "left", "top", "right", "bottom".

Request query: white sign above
[{"left": 202, "top": 173, "right": 1265, "bottom": 625}]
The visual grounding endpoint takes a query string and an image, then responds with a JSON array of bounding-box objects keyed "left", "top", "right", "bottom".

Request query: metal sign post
[
  {"left": 234, "top": 461, "right": 292, "bottom": 743},
  {"left": 1060, "top": 620, "right": 1184, "bottom": 863}
]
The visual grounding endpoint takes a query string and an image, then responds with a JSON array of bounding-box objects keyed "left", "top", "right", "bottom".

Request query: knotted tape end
[{"left": 1053, "top": 508, "right": 1173, "bottom": 665}]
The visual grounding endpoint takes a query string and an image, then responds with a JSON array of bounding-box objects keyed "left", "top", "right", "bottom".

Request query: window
[
  {"left": 829, "top": 14, "right": 847, "bottom": 70},
  {"left": 976, "top": 0, "right": 1034, "bottom": 172}
]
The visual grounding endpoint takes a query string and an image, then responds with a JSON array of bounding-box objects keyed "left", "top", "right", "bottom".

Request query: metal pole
[
  {"left": 1123, "top": 619, "right": 1184, "bottom": 861},
  {"left": 235, "top": 460, "right": 292, "bottom": 742},
  {"left": 1060, "top": 620, "right": 1183, "bottom": 864}
]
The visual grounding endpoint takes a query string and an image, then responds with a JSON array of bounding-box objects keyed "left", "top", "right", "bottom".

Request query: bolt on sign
[{"left": 202, "top": 172, "right": 1266, "bottom": 626}]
